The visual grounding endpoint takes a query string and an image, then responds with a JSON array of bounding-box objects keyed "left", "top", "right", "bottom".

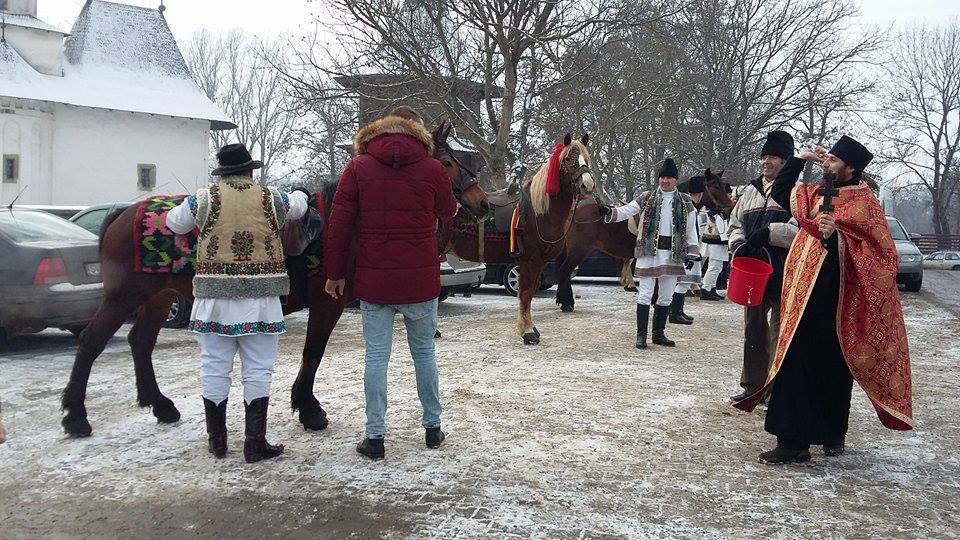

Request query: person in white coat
[
  {"left": 599, "top": 158, "right": 700, "bottom": 349},
  {"left": 700, "top": 209, "right": 729, "bottom": 300}
]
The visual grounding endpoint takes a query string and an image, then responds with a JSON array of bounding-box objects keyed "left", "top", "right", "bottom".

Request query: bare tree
[
  {"left": 184, "top": 30, "right": 299, "bottom": 182},
  {"left": 876, "top": 21, "right": 960, "bottom": 234}
]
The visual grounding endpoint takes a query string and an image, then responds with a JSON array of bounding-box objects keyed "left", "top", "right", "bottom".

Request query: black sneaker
[
  {"left": 758, "top": 446, "right": 811, "bottom": 465},
  {"left": 356, "top": 437, "right": 385, "bottom": 460},
  {"left": 425, "top": 427, "right": 446, "bottom": 449}
]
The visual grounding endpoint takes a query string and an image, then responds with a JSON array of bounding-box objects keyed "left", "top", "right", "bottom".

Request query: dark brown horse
[
  {"left": 438, "top": 132, "right": 596, "bottom": 344},
  {"left": 553, "top": 169, "right": 734, "bottom": 312},
  {"left": 61, "top": 144, "right": 489, "bottom": 437}
]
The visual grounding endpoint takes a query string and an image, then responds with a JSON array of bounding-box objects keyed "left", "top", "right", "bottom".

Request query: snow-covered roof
[
  {"left": 0, "top": 12, "right": 69, "bottom": 35},
  {"left": 0, "top": 1, "right": 234, "bottom": 130}
]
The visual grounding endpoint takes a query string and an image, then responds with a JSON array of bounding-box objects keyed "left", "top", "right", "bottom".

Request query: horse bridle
[
  {"left": 533, "top": 149, "right": 593, "bottom": 244},
  {"left": 701, "top": 175, "right": 733, "bottom": 218},
  {"left": 435, "top": 140, "right": 481, "bottom": 200}
]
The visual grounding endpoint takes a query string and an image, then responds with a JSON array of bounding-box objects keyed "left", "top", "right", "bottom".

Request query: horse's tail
[{"left": 99, "top": 203, "right": 133, "bottom": 251}]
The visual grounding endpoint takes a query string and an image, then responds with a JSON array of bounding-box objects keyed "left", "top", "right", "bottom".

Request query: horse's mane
[{"left": 527, "top": 140, "right": 590, "bottom": 216}]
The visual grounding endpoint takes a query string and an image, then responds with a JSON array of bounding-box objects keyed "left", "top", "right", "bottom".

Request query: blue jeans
[{"left": 360, "top": 299, "right": 442, "bottom": 438}]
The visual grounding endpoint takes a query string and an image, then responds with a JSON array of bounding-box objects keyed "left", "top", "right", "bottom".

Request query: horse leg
[
  {"left": 291, "top": 293, "right": 344, "bottom": 431},
  {"left": 129, "top": 291, "right": 182, "bottom": 425},
  {"left": 517, "top": 262, "right": 544, "bottom": 345},
  {"left": 554, "top": 245, "right": 591, "bottom": 313},
  {"left": 62, "top": 292, "right": 145, "bottom": 436}
]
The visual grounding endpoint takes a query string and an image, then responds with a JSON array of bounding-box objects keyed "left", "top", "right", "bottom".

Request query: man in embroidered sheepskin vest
[
  {"left": 167, "top": 143, "right": 308, "bottom": 464},
  {"left": 599, "top": 158, "right": 700, "bottom": 350}
]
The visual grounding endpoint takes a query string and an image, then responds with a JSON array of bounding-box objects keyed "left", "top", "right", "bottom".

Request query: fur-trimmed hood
[{"left": 353, "top": 116, "right": 434, "bottom": 155}]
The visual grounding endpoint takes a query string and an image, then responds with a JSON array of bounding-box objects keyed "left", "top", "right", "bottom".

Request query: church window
[
  {"left": 2, "top": 155, "right": 18, "bottom": 183},
  {"left": 137, "top": 164, "right": 157, "bottom": 191}
]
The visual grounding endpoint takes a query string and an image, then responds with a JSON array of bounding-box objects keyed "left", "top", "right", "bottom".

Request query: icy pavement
[{"left": 1, "top": 282, "right": 958, "bottom": 538}]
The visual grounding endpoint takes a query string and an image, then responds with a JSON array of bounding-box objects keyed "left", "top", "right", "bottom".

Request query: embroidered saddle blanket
[{"left": 133, "top": 196, "right": 197, "bottom": 274}]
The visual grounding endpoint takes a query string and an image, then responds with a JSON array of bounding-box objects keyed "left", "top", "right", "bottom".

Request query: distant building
[
  {"left": 0, "top": 0, "right": 233, "bottom": 206},
  {"left": 335, "top": 73, "right": 501, "bottom": 186}
]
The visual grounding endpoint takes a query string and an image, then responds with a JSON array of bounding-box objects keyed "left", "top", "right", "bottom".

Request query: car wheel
[
  {"left": 905, "top": 273, "right": 923, "bottom": 292},
  {"left": 438, "top": 289, "right": 449, "bottom": 303},
  {"left": 164, "top": 297, "right": 192, "bottom": 329},
  {"left": 952, "top": 265, "right": 960, "bottom": 271},
  {"left": 502, "top": 265, "right": 520, "bottom": 296}
]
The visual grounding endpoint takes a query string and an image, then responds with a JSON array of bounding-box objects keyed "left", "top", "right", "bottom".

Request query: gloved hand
[
  {"left": 684, "top": 254, "right": 701, "bottom": 270},
  {"left": 744, "top": 226, "right": 770, "bottom": 249},
  {"left": 598, "top": 205, "right": 613, "bottom": 219}
]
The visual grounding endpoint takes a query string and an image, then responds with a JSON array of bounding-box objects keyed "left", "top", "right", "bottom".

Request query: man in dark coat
[
  {"left": 726, "top": 131, "right": 799, "bottom": 403},
  {"left": 735, "top": 136, "right": 913, "bottom": 464},
  {"left": 324, "top": 106, "right": 458, "bottom": 460}
]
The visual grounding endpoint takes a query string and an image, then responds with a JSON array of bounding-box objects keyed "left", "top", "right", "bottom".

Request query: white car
[
  {"left": 439, "top": 254, "right": 486, "bottom": 301},
  {"left": 923, "top": 251, "right": 960, "bottom": 271}
]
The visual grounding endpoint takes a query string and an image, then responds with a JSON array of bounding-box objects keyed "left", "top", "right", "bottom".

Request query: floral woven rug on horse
[
  {"left": 303, "top": 192, "right": 326, "bottom": 277},
  {"left": 132, "top": 196, "right": 197, "bottom": 274}
]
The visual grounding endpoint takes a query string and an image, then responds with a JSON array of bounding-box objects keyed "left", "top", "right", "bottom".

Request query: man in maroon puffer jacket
[{"left": 324, "top": 106, "right": 458, "bottom": 460}]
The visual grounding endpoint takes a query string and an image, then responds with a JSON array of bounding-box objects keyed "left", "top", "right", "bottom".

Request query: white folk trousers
[
  {"left": 198, "top": 333, "right": 279, "bottom": 405},
  {"left": 636, "top": 276, "right": 679, "bottom": 306}
]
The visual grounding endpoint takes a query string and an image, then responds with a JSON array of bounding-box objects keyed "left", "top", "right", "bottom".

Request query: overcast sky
[{"left": 39, "top": 0, "right": 960, "bottom": 43}]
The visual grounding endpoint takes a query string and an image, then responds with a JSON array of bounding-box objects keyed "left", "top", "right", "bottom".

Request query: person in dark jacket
[
  {"left": 726, "top": 131, "right": 799, "bottom": 403},
  {"left": 324, "top": 106, "right": 458, "bottom": 460}
]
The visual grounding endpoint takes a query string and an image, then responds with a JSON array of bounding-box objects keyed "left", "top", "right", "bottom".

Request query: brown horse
[
  {"left": 553, "top": 169, "right": 734, "bottom": 312},
  {"left": 438, "top": 132, "right": 596, "bottom": 344},
  {"left": 60, "top": 144, "right": 489, "bottom": 437}
]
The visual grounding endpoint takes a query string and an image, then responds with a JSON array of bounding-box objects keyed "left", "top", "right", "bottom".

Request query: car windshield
[
  {"left": 0, "top": 210, "right": 98, "bottom": 243},
  {"left": 886, "top": 218, "right": 909, "bottom": 241}
]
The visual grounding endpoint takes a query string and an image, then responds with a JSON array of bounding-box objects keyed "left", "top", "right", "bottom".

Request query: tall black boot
[
  {"left": 652, "top": 305, "right": 676, "bottom": 346},
  {"left": 635, "top": 304, "right": 650, "bottom": 349},
  {"left": 669, "top": 292, "right": 693, "bottom": 324},
  {"left": 243, "top": 397, "right": 284, "bottom": 464},
  {"left": 203, "top": 397, "right": 227, "bottom": 458}
]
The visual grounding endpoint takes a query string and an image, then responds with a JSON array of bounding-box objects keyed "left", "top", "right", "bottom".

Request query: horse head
[
  {"left": 432, "top": 121, "right": 490, "bottom": 220},
  {"left": 702, "top": 168, "right": 734, "bottom": 220}
]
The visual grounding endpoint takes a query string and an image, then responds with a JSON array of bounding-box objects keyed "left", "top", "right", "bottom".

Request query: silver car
[
  {"left": 439, "top": 254, "right": 485, "bottom": 301},
  {"left": 887, "top": 216, "right": 923, "bottom": 292},
  {"left": 923, "top": 251, "right": 960, "bottom": 271}
]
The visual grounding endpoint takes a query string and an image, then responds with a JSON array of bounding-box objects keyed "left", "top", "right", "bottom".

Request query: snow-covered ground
[{"left": 1, "top": 276, "right": 958, "bottom": 538}]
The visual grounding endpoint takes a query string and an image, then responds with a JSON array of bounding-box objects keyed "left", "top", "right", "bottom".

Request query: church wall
[
  {"left": 3, "top": 25, "right": 63, "bottom": 76},
  {"left": 0, "top": 99, "right": 54, "bottom": 205},
  {"left": 47, "top": 105, "right": 211, "bottom": 206}
]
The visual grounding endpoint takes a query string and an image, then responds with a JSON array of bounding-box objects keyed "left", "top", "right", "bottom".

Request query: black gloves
[
  {"left": 744, "top": 226, "right": 770, "bottom": 249},
  {"left": 598, "top": 205, "right": 613, "bottom": 218},
  {"left": 684, "top": 254, "right": 702, "bottom": 270}
]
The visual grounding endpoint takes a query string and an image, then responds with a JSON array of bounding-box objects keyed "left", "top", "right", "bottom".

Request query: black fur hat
[
  {"left": 760, "top": 131, "right": 794, "bottom": 160},
  {"left": 657, "top": 158, "right": 679, "bottom": 179},
  {"left": 828, "top": 135, "right": 873, "bottom": 172}
]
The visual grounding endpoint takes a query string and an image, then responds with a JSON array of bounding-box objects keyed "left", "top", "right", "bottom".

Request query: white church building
[{"left": 0, "top": 0, "right": 233, "bottom": 206}]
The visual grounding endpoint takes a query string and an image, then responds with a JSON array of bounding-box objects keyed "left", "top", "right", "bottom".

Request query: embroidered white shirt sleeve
[
  {"left": 685, "top": 209, "right": 700, "bottom": 253},
  {"left": 606, "top": 199, "right": 643, "bottom": 223},
  {"left": 285, "top": 191, "right": 308, "bottom": 221},
  {"left": 166, "top": 197, "right": 196, "bottom": 234}
]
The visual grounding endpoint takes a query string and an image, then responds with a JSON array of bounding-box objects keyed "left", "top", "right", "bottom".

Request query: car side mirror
[{"left": 909, "top": 233, "right": 921, "bottom": 243}]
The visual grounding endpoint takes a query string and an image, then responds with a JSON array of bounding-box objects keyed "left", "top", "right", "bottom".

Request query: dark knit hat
[
  {"left": 211, "top": 144, "right": 262, "bottom": 176},
  {"left": 658, "top": 158, "right": 678, "bottom": 179},
  {"left": 760, "top": 131, "right": 794, "bottom": 160},
  {"left": 686, "top": 176, "right": 705, "bottom": 193},
  {"left": 828, "top": 135, "right": 873, "bottom": 172}
]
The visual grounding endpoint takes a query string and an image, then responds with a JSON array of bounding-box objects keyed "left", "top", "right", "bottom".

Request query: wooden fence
[{"left": 915, "top": 235, "right": 960, "bottom": 254}]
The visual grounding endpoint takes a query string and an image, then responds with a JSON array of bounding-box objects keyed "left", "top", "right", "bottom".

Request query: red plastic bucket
[{"left": 727, "top": 248, "right": 773, "bottom": 307}]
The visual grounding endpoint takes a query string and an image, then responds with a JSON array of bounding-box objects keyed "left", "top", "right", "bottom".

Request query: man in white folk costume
[
  {"left": 600, "top": 158, "right": 700, "bottom": 349},
  {"left": 167, "top": 144, "right": 309, "bottom": 463}
]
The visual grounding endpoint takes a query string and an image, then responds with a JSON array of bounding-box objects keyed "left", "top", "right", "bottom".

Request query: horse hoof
[
  {"left": 299, "top": 407, "right": 329, "bottom": 431},
  {"left": 522, "top": 332, "right": 540, "bottom": 345},
  {"left": 533, "top": 327, "right": 541, "bottom": 338},
  {"left": 560, "top": 304, "right": 574, "bottom": 313},
  {"left": 62, "top": 415, "right": 93, "bottom": 437},
  {"left": 435, "top": 329, "right": 442, "bottom": 339},
  {"left": 153, "top": 401, "right": 182, "bottom": 424}
]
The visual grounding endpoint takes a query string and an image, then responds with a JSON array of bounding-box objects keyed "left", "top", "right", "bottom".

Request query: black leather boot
[
  {"left": 636, "top": 304, "right": 649, "bottom": 349},
  {"left": 759, "top": 439, "right": 812, "bottom": 464},
  {"left": 700, "top": 288, "right": 724, "bottom": 301},
  {"left": 652, "top": 306, "right": 676, "bottom": 346},
  {"left": 669, "top": 292, "right": 693, "bottom": 324},
  {"left": 426, "top": 426, "right": 446, "bottom": 449},
  {"left": 823, "top": 437, "right": 846, "bottom": 456},
  {"left": 243, "top": 397, "right": 284, "bottom": 464},
  {"left": 356, "top": 437, "right": 386, "bottom": 459},
  {"left": 203, "top": 397, "right": 227, "bottom": 458}
]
